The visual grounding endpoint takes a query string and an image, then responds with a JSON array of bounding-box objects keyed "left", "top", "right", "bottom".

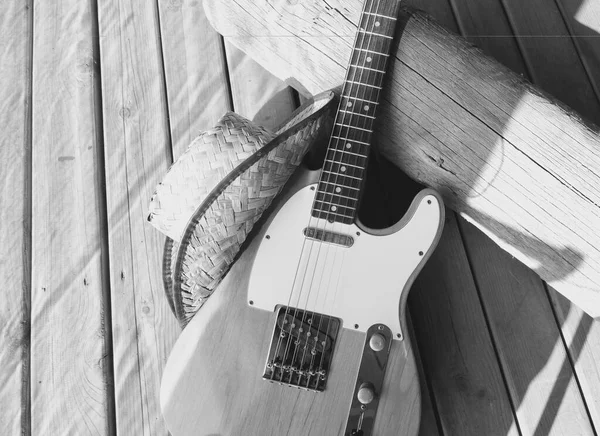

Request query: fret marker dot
[
  {"left": 335, "top": 187, "right": 342, "bottom": 193},
  {"left": 346, "top": 143, "right": 352, "bottom": 149},
  {"left": 341, "top": 166, "right": 347, "bottom": 172},
  {"left": 346, "top": 101, "right": 353, "bottom": 107},
  {"left": 366, "top": 56, "right": 372, "bottom": 63},
  {"left": 331, "top": 206, "right": 337, "bottom": 211},
  {"left": 375, "top": 21, "right": 381, "bottom": 27},
  {"left": 364, "top": 105, "right": 370, "bottom": 111}
]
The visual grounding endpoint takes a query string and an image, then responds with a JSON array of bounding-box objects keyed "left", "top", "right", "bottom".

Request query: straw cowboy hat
[{"left": 148, "top": 90, "right": 336, "bottom": 327}]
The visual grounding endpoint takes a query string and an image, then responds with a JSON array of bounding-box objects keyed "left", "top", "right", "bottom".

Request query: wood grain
[
  {"left": 501, "top": 0, "right": 600, "bottom": 124},
  {"left": 203, "top": 0, "right": 600, "bottom": 316},
  {"left": 460, "top": 220, "right": 594, "bottom": 435},
  {"left": 409, "top": 213, "right": 518, "bottom": 436},
  {"left": 157, "top": 0, "right": 232, "bottom": 161},
  {"left": 0, "top": 2, "right": 32, "bottom": 435},
  {"left": 97, "top": 0, "right": 179, "bottom": 433},
  {"left": 30, "top": 0, "right": 111, "bottom": 434},
  {"left": 554, "top": 0, "right": 600, "bottom": 102}
]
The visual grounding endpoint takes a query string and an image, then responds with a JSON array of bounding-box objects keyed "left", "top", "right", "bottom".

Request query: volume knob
[
  {"left": 357, "top": 383, "right": 376, "bottom": 405},
  {"left": 369, "top": 333, "right": 386, "bottom": 352}
]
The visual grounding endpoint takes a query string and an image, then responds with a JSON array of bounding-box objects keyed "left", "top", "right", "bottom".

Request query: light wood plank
[
  {"left": 0, "top": 2, "right": 32, "bottom": 435},
  {"left": 157, "top": 0, "right": 231, "bottom": 161},
  {"left": 409, "top": 213, "right": 519, "bottom": 436},
  {"left": 98, "top": 0, "right": 179, "bottom": 433},
  {"left": 30, "top": 1, "right": 111, "bottom": 434}
]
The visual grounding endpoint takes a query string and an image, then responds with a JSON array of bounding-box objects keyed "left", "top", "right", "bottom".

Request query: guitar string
[
  {"left": 276, "top": 0, "right": 377, "bottom": 384},
  {"left": 315, "top": 0, "right": 387, "bottom": 382},
  {"left": 274, "top": 0, "right": 392, "bottom": 386}
]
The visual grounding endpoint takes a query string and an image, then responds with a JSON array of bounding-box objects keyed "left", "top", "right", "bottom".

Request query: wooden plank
[
  {"left": 549, "top": 291, "right": 600, "bottom": 430},
  {"left": 0, "top": 2, "right": 32, "bottom": 435},
  {"left": 501, "top": 0, "right": 600, "bottom": 123},
  {"left": 443, "top": 0, "right": 529, "bottom": 75},
  {"left": 409, "top": 213, "right": 518, "bottom": 435},
  {"left": 460, "top": 220, "right": 594, "bottom": 435},
  {"left": 157, "top": 0, "right": 231, "bottom": 160},
  {"left": 97, "top": 0, "right": 179, "bottom": 433},
  {"left": 30, "top": 1, "right": 111, "bottom": 434},
  {"left": 555, "top": 0, "right": 600, "bottom": 100}
]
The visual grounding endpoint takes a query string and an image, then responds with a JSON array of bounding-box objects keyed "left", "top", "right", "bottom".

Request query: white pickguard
[{"left": 248, "top": 184, "right": 443, "bottom": 339}]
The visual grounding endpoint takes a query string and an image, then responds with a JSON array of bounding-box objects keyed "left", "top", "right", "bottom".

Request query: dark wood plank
[
  {"left": 555, "top": 0, "right": 600, "bottom": 101},
  {"left": 0, "top": 2, "right": 32, "bottom": 435},
  {"left": 30, "top": 0, "right": 112, "bottom": 434},
  {"left": 157, "top": 0, "right": 231, "bottom": 160},
  {"left": 98, "top": 0, "right": 180, "bottom": 433},
  {"left": 501, "top": 0, "right": 600, "bottom": 124},
  {"left": 549, "top": 290, "right": 600, "bottom": 430},
  {"left": 409, "top": 213, "right": 519, "bottom": 436},
  {"left": 460, "top": 220, "right": 594, "bottom": 435}
]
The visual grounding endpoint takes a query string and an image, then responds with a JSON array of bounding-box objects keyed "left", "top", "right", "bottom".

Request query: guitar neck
[{"left": 312, "top": 0, "right": 402, "bottom": 225}]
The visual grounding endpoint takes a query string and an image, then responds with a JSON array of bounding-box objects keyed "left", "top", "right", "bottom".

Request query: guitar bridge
[{"left": 263, "top": 306, "right": 341, "bottom": 391}]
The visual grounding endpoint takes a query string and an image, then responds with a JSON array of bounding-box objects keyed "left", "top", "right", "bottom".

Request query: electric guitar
[{"left": 160, "top": 0, "right": 444, "bottom": 434}]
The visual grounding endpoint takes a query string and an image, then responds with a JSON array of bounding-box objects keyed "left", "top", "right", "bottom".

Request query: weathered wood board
[
  {"left": 98, "top": 0, "right": 179, "bottom": 433},
  {"left": 0, "top": 2, "right": 31, "bottom": 435},
  {"left": 203, "top": 0, "right": 600, "bottom": 317},
  {"left": 30, "top": 0, "right": 111, "bottom": 434}
]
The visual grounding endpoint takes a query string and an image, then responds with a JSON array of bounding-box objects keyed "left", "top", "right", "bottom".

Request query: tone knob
[
  {"left": 369, "top": 333, "right": 386, "bottom": 352},
  {"left": 357, "top": 383, "right": 376, "bottom": 405}
]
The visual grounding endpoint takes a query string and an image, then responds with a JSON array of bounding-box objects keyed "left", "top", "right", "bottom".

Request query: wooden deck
[{"left": 1, "top": 0, "right": 600, "bottom": 435}]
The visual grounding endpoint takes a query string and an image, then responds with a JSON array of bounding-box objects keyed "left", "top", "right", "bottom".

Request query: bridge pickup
[
  {"left": 303, "top": 227, "right": 354, "bottom": 247},
  {"left": 263, "top": 306, "right": 341, "bottom": 392}
]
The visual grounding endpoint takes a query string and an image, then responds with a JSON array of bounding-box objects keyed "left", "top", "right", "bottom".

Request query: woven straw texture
[{"left": 155, "top": 91, "right": 335, "bottom": 327}]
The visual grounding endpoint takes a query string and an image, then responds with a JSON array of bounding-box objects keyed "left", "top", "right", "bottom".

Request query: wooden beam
[
  {"left": 30, "top": 0, "right": 112, "bottom": 434},
  {"left": 98, "top": 0, "right": 179, "bottom": 433},
  {"left": 0, "top": 2, "right": 32, "bottom": 435},
  {"left": 203, "top": 0, "right": 600, "bottom": 316}
]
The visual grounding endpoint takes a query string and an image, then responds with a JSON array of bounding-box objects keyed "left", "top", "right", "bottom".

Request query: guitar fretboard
[{"left": 312, "top": 0, "right": 401, "bottom": 224}]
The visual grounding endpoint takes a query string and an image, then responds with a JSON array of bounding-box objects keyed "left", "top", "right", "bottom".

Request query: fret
[
  {"left": 311, "top": 210, "right": 354, "bottom": 224},
  {"left": 316, "top": 190, "right": 358, "bottom": 202},
  {"left": 314, "top": 199, "right": 357, "bottom": 211},
  {"left": 358, "top": 29, "right": 394, "bottom": 39},
  {"left": 322, "top": 170, "right": 362, "bottom": 181},
  {"left": 319, "top": 181, "right": 360, "bottom": 191},
  {"left": 364, "top": 11, "right": 397, "bottom": 20},
  {"left": 335, "top": 123, "right": 373, "bottom": 133},
  {"left": 338, "top": 110, "right": 376, "bottom": 120},
  {"left": 349, "top": 64, "right": 386, "bottom": 73},
  {"left": 330, "top": 136, "right": 371, "bottom": 147},
  {"left": 324, "top": 159, "right": 363, "bottom": 169},
  {"left": 355, "top": 48, "right": 389, "bottom": 57},
  {"left": 346, "top": 80, "right": 382, "bottom": 90},
  {"left": 342, "top": 96, "right": 379, "bottom": 105}
]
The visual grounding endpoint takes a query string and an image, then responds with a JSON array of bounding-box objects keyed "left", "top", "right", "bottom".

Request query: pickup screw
[
  {"left": 266, "top": 235, "right": 271, "bottom": 239},
  {"left": 354, "top": 324, "right": 359, "bottom": 329},
  {"left": 419, "top": 251, "right": 424, "bottom": 256},
  {"left": 427, "top": 199, "right": 432, "bottom": 204}
]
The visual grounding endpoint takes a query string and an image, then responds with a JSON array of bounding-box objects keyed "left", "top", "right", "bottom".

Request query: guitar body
[{"left": 161, "top": 166, "right": 445, "bottom": 436}]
